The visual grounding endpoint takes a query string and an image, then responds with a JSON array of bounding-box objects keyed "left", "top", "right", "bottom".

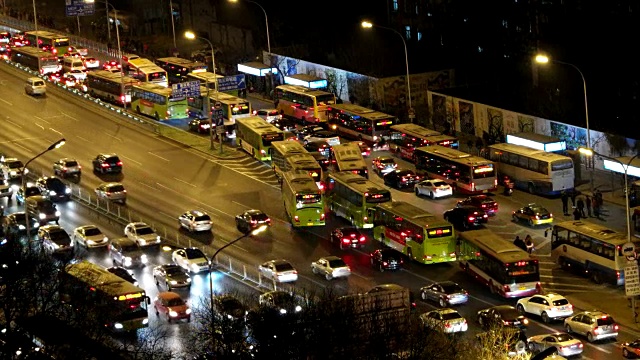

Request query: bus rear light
[
  {"left": 260, "top": 150, "right": 266, "bottom": 154},
  {"left": 294, "top": 215, "right": 299, "bottom": 222},
  {"left": 471, "top": 182, "right": 475, "bottom": 191},
  {"left": 342, "top": 238, "right": 350, "bottom": 244},
  {"left": 495, "top": 179, "right": 498, "bottom": 186},
  {"left": 449, "top": 252, "right": 456, "bottom": 258},
  {"left": 320, "top": 213, "right": 325, "bottom": 221},
  {"left": 363, "top": 216, "right": 368, "bottom": 222},
  {"left": 425, "top": 255, "right": 432, "bottom": 260}
]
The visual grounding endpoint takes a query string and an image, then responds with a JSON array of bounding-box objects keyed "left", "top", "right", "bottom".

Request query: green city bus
[
  {"left": 131, "top": 83, "right": 188, "bottom": 120},
  {"left": 282, "top": 171, "right": 325, "bottom": 227},
  {"left": 373, "top": 201, "right": 456, "bottom": 264},
  {"left": 271, "top": 140, "right": 323, "bottom": 186},
  {"left": 326, "top": 172, "right": 391, "bottom": 228},
  {"left": 236, "top": 116, "right": 284, "bottom": 161}
]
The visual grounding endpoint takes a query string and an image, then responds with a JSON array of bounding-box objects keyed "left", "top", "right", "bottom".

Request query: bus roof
[
  {"left": 330, "top": 103, "right": 395, "bottom": 121},
  {"left": 329, "top": 172, "right": 389, "bottom": 195},
  {"left": 65, "top": 260, "right": 144, "bottom": 298},
  {"left": 287, "top": 153, "right": 319, "bottom": 168},
  {"left": 507, "top": 132, "right": 563, "bottom": 144},
  {"left": 156, "top": 57, "right": 204, "bottom": 67},
  {"left": 391, "top": 123, "right": 440, "bottom": 138},
  {"left": 128, "top": 58, "right": 155, "bottom": 69},
  {"left": 416, "top": 145, "right": 493, "bottom": 166},
  {"left": 375, "top": 201, "right": 451, "bottom": 228},
  {"left": 88, "top": 70, "right": 139, "bottom": 84},
  {"left": 276, "top": 84, "right": 333, "bottom": 97},
  {"left": 283, "top": 171, "right": 320, "bottom": 192},
  {"left": 133, "top": 82, "right": 173, "bottom": 95},
  {"left": 25, "top": 30, "right": 63, "bottom": 38},
  {"left": 138, "top": 64, "right": 167, "bottom": 75},
  {"left": 458, "top": 229, "right": 533, "bottom": 263},
  {"left": 210, "top": 91, "right": 248, "bottom": 104},
  {"left": 12, "top": 46, "right": 57, "bottom": 58},
  {"left": 271, "top": 141, "right": 307, "bottom": 157},
  {"left": 554, "top": 220, "right": 628, "bottom": 245},
  {"left": 236, "top": 116, "right": 283, "bottom": 135},
  {"left": 188, "top": 71, "right": 225, "bottom": 82},
  {"left": 489, "top": 143, "right": 573, "bottom": 162},
  {"left": 333, "top": 143, "right": 364, "bottom": 162}
]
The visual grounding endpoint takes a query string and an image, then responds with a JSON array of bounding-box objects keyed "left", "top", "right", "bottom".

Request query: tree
[{"left": 605, "top": 133, "right": 630, "bottom": 157}]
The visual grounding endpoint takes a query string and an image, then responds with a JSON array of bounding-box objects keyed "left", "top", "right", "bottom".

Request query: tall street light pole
[
  {"left": 169, "top": 0, "right": 177, "bottom": 50},
  {"left": 31, "top": 0, "right": 39, "bottom": 70},
  {"left": 362, "top": 21, "right": 413, "bottom": 122},
  {"left": 22, "top": 138, "right": 66, "bottom": 243},
  {"left": 228, "top": 0, "right": 270, "bottom": 54}
]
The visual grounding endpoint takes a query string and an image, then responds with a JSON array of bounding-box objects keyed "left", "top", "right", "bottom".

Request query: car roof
[
  {"left": 188, "top": 210, "right": 206, "bottom": 216},
  {"left": 320, "top": 255, "right": 342, "bottom": 261},
  {"left": 375, "top": 156, "right": 393, "bottom": 161},
  {"left": 77, "top": 225, "right": 97, "bottom": 230},
  {"left": 103, "top": 182, "right": 124, "bottom": 187},
  {"left": 130, "top": 222, "right": 149, "bottom": 227},
  {"left": 246, "top": 209, "right": 264, "bottom": 215},
  {"left": 40, "top": 224, "right": 63, "bottom": 231},
  {"left": 536, "top": 293, "right": 566, "bottom": 300},
  {"left": 157, "top": 291, "right": 182, "bottom": 300},
  {"left": 458, "top": 205, "right": 484, "bottom": 212},
  {"left": 113, "top": 237, "right": 137, "bottom": 246},
  {"left": 579, "top": 310, "right": 609, "bottom": 317}
]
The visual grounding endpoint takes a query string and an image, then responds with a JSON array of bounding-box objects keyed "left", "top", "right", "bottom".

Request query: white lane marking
[
  {"left": 49, "top": 128, "right": 63, "bottom": 136},
  {"left": 5, "top": 119, "right": 21, "bottom": 128},
  {"left": 35, "top": 123, "right": 44, "bottom": 130},
  {"left": 0, "top": 98, "right": 12, "bottom": 106},
  {"left": 139, "top": 182, "right": 156, "bottom": 190},
  {"left": 0, "top": 137, "right": 41, "bottom": 144},
  {"left": 105, "top": 133, "right": 123, "bottom": 141},
  {"left": 76, "top": 135, "right": 90, "bottom": 142},
  {"left": 148, "top": 152, "right": 170, "bottom": 162},
  {"left": 173, "top": 177, "right": 196, "bottom": 188},
  {"left": 158, "top": 211, "right": 175, "bottom": 220},
  {"left": 538, "top": 238, "right": 551, "bottom": 249},
  {"left": 13, "top": 142, "right": 31, "bottom": 152},
  {"left": 232, "top": 201, "right": 253, "bottom": 210},
  {"left": 34, "top": 116, "right": 50, "bottom": 124},
  {"left": 61, "top": 111, "right": 79, "bottom": 121},
  {"left": 121, "top": 155, "right": 141, "bottom": 165}
]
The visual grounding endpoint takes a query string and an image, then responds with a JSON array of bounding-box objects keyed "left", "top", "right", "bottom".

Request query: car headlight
[
  {"left": 18, "top": 225, "right": 25, "bottom": 230},
  {"left": 141, "top": 254, "right": 148, "bottom": 263},
  {"left": 191, "top": 263, "right": 200, "bottom": 271},
  {"left": 142, "top": 318, "right": 148, "bottom": 325},
  {"left": 279, "top": 309, "right": 287, "bottom": 314},
  {"left": 69, "top": 241, "right": 74, "bottom": 247},
  {"left": 227, "top": 314, "right": 233, "bottom": 320},
  {"left": 186, "top": 278, "right": 191, "bottom": 282},
  {"left": 124, "top": 256, "right": 131, "bottom": 262},
  {"left": 9, "top": 171, "right": 16, "bottom": 176},
  {"left": 114, "top": 323, "right": 123, "bottom": 329},
  {"left": 156, "top": 235, "right": 161, "bottom": 242},
  {"left": 186, "top": 309, "right": 192, "bottom": 314},
  {"left": 55, "top": 211, "right": 61, "bottom": 216},
  {"left": 170, "top": 280, "right": 177, "bottom": 285},
  {"left": 295, "top": 305, "right": 302, "bottom": 312},
  {"left": 139, "top": 239, "right": 146, "bottom": 245},
  {"left": 49, "top": 190, "right": 56, "bottom": 196},
  {"left": 169, "top": 310, "right": 178, "bottom": 317},
  {"left": 23, "top": 169, "right": 28, "bottom": 174},
  {"left": 103, "top": 236, "right": 108, "bottom": 242},
  {"left": 65, "top": 188, "right": 71, "bottom": 194},
  {"left": 39, "top": 213, "right": 45, "bottom": 219}
]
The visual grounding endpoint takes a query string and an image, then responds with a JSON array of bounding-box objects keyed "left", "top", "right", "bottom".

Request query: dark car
[
  {"left": 304, "top": 140, "right": 331, "bottom": 157},
  {"left": 214, "top": 294, "right": 248, "bottom": 321},
  {"left": 235, "top": 209, "right": 270, "bottom": 233},
  {"left": 477, "top": 305, "right": 529, "bottom": 329},
  {"left": 370, "top": 248, "right": 403, "bottom": 272},
  {"left": 1, "top": 212, "right": 28, "bottom": 236},
  {"left": 52, "top": 158, "right": 81, "bottom": 178},
  {"left": 330, "top": 227, "right": 366, "bottom": 249},
  {"left": 188, "top": 118, "right": 212, "bottom": 134},
  {"left": 15, "top": 185, "right": 42, "bottom": 205},
  {"left": 295, "top": 125, "right": 324, "bottom": 141},
  {"left": 420, "top": 281, "right": 469, "bottom": 307},
  {"left": 35, "top": 176, "right": 70, "bottom": 201},
  {"left": 443, "top": 205, "right": 488, "bottom": 230},
  {"left": 92, "top": 153, "right": 122, "bottom": 174},
  {"left": 153, "top": 264, "right": 192, "bottom": 290},
  {"left": 106, "top": 266, "right": 138, "bottom": 286},
  {"left": 310, "top": 151, "right": 331, "bottom": 170},
  {"left": 383, "top": 169, "right": 421, "bottom": 189},
  {"left": 457, "top": 195, "right": 498, "bottom": 216}
]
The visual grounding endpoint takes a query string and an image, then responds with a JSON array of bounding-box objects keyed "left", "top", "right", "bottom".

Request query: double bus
[
  {"left": 186, "top": 87, "right": 252, "bottom": 128},
  {"left": 270, "top": 141, "right": 323, "bottom": 185},
  {"left": 10, "top": 47, "right": 59, "bottom": 74},
  {"left": 86, "top": 70, "right": 139, "bottom": 105},
  {"left": 327, "top": 104, "right": 396, "bottom": 144},
  {"left": 128, "top": 58, "right": 168, "bottom": 87},
  {"left": 131, "top": 83, "right": 188, "bottom": 120},
  {"left": 155, "top": 57, "right": 207, "bottom": 85},
  {"left": 550, "top": 220, "right": 637, "bottom": 285},
  {"left": 331, "top": 142, "right": 368, "bottom": 178},
  {"left": 458, "top": 229, "right": 541, "bottom": 298},
  {"left": 389, "top": 123, "right": 459, "bottom": 161},
  {"left": 414, "top": 145, "right": 497, "bottom": 194},
  {"left": 275, "top": 84, "right": 336, "bottom": 124},
  {"left": 63, "top": 261, "right": 150, "bottom": 332},
  {"left": 282, "top": 171, "right": 325, "bottom": 227},
  {"left": 485, "top": 143, "right": 574, "bottom": 195},
  {"left": 326, "top": 172, "right": 391, "bottom": 228},
  {"left": 236, "top": 116, "right": 284, "bottom": 161},
  {"left": 24, "top": 30, "right": 70, "bottom": 56},
  {"left": 373, "top": 201, "right": 456, "bottom": 264}
]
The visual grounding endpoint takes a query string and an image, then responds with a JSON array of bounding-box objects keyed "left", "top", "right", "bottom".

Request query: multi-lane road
[{"left": 0, "top": 60, "right": 635, "bottom": 359}]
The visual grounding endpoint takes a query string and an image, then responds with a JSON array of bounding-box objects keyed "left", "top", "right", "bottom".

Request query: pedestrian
[
  {"left": 573, "top": 207, "right": 582, "bottom": 220},
  {"left": 593, "top": 197, "right": 601, "bottom": 219},
  {"left": 570, "top": 190, "right": 577, "bottom": 207},
  {"left": 585, "top": 195, "right": 592, "bottom": 217},
  {"left": 524, "top": 235, "right": 534, "bottom": 254},
  {"left": 561, "top": 191, "right": 569, "bottom": 216},
  {"left": 577, "top": 197, "right": 586, "bottom": 218},
  {"left": 514, "top": 236, "right": 526, "bottom": 251}
]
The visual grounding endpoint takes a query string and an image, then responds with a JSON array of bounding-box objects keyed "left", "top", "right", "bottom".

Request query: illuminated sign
[
  {"left": 604, "top": 159, "right": 640, "bottom": 178},
  {"left": 427, "top": 228, "right": 451, "bottom": 236},
  {"left": 118, "top": 292, "right": 144, "bottom": 301},
  {"left": 368, "top": 194, "right": 385, "bottom": 199},
  {"left": 506, "top": 134, "right": 566, "bottom": 152},
  {"left": 237, "top": 63, "right": 278, "bottom": 77},
  {"left": 284, "top": 76, "right": 327, "bottom": 89}
]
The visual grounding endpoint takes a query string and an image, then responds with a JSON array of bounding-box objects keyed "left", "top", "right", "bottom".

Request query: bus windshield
[
  {"left": 262, "top": 133, "right": 284, "bottom": 146},
  {"left": 472, "top": 164, "right": 495, "bottom": 179},
  {"left": 315, "top": 94, "right": 335, "bottom": 106},
  {"left": 505, "top": 261, "right": 539, "bottom": 283},
  {"left": 366, "top": 192, "right": 391, "bottom": 203},
  {"left": 232, "top": 104, "right": 250, "bottom": 115},
  {"left": 296, "top": 193, "right": 322, "bottom": 204}
]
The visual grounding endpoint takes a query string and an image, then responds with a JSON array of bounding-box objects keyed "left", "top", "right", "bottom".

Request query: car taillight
[
  {"left": 614, "top": 324, "right": 619, "bottom": 330},
  {"left": 342, "top": 238, "right": 350, "bottom": 244},
  {"left": 294, "top": 215, "right": 299, "bottom": 222},
  {"left": 578, "top": 343, "right": 583, "bottom": 348},
  {"left": 482, "top": 204, "right": 487, "bottom": 208},
  {"left": 444, "top": 322, "right": 452, "bottom": 328},
  {"left": 116, "top": 161, "right": 123, "bottom": 166},
  {"left": 593, "top": 327, "right": 601, "bottom": 334},
  {"left": 382, "top": 261, "right": 388, "bottom": 266},
  {"left": 363, "top": 216, "right": 368, "bottom": 222},
  {"left": 250, "top": 220, "right": 257, "bottom": 224},
  {"left": 483, "top": 214, "right": 488, "bottom": 218},
  {"left": 449, "top": 252, "right": 456, "bottom": 258},
  {"left": 359, "top": 236, "right": 365, "bottom": 242},
  {"left": 468, "top": 216, "right": 475, "bottom": 221},
  {"left": 100, "top": 163, "right": 109, "bottom": 167}
]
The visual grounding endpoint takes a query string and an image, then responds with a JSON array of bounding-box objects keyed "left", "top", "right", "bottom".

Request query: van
[
  {"left": 62, "top": 57, "right": 85, "bottom": 73},
  {"left": 25, "top": 195, "right": 60, "bottom": 225},
  {"left": 25, "top": 77, "right": 46, "bottom": 96}
]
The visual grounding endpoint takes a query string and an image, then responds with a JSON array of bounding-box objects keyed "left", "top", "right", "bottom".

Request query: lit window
[
  {"left": 393, "top": 0, "right": 398, "bottom": 11},
  {"left": 405, "top": 26, "right": 411, "bottom": 40},
  {"left": 417, "top": 31, "right": 422, "bottom": 41}
]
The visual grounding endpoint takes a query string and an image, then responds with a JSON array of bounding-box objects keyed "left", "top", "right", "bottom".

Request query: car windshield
[
  {"left": 105, "top": 157, "right": 120, "bottom": 163},
  {"left": 499, "top": 308, "right": 520, "bottom": 319},
  {"left": 11, "top": 213, "right": 26, "bottom": 222},
  {"left": 398, "top": 170, "right": 414, "bottom": 176},
  {"left": 7, "top": 161, "right": 23, "bottom": 169},
  {"left": 441, "top": 283, "right": 463, "bottom": 294},
  {"left": 267, "top": 110, "right": 278, "bottom": 116},
  {"left": 380, "top": 158, "right": 395, "bottom": 164},
  {"left": 165, "top": 266, "right": 185, "bottom": 276},
  {"left": 328, "top": 259, "right": 347, "bottom": 268},
  {"left": 441, "top": 312, "right": 463, "bottom": 321},
  {"left": 195, "top": 215, "right": 211, "bottom": 222},
  {"left": 314, "top": 132, "right": 335, "bottom": 138},
  {"left": 84, "top": 228, "right": 101, "bottom": 236},
  {"left": 250, "top": 213, "right": 269, "bottom": 221},
  {"left": 552, "top": 299, "right": 569, "bottom": 306},
  {"left": 274, "top": 263, "right": 294, "bottom": 272},
  {"left": 46, "top": 178, "right": 66, "bottom": 190},
  {"left": 136, "top": 227, "right": 154, "bottom": 235},
  {"left": 50, "top": 230, "right": 70, "bottom": 244},
  {"left": 554, "top": 334, "right": 573, "bottom": 342},
  {"left": 185, "top": 248, "right": 206, "bottom": 259},
  {"left": 108, "top": 185, "right": 125, "bottom": 192},
  {"left": 166, "top": 298, "right": 185, "bottom": 307},
  {"left": 271, "top": 292, "right": 295, "bottom": 304},
  {"left": 433, "top": 181, "right": 448, "bottom": 187},
  {"left": 25, "top": 188, "right": 40, "bottom": 196}
]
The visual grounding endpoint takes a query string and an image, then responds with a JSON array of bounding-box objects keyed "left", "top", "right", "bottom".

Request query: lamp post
[
  {"left": 228, "top": 0, "right": 270, "bottom": 54},
  {"left": 185, "top": 31, "right": 219, "bottom": 152},
  {"left": 168, "top": 0, "right": 177, "bottom": 49},
  {"left": 31, "top": 0, "right": 39, "bottom": 70},
  {"left": 22, "top": 138, "right": 66, "bottom": 242},
  {"left": 362, "top": 20, "right": 412, "bottom": 122},
  {"left": 208, "top": 225, "right": 267, "bottom": 322}
]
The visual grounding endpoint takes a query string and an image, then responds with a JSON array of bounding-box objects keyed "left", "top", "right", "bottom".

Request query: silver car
[
  {"left": 95, "top": 182, "right": 127, "bottom": 204},
  {"left": 124, "top": 222, "right": 161, "bottom": 247},
  {"left": 564, "top": 311, "right": 618, "bottom": 342},
  {"left": 73, "top": 225, "right": 109, "bottom": 248},
  {"left": 153, "top": 264, "right": 192, "bottom": 290},
  {"left": 420, "top": 281, "right": 469, "bottom": 307},
  {"left": 527, "top": 333, "right": 583, "bottom": 357},
  {"left": 310, "top": 256, "right": 351, "bottom": 280},
  {"left": 178, "top": 210, "right": 212, "bottom": 232},
  {"left": 1, "top": 157, "right": 26, "bottom": 179},
  {"left": 109, "top": 238, "right": 147, "bottom": 268},
  {"left": 53, "top": 158, "right": 81, "bottom": 178},
  {"left": 38, "top": 225, "right": 73, "bottom": 255}
]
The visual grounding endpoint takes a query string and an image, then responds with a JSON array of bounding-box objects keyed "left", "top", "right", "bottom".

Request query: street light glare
[
  {"left": 535, "top": 54, "right": 550, "bottom": 64},
  {"left": 361, "top": 21, "right": 373, "bottom": 29},
  {"left": 251, "top": 224, "right": 268, "bottom": 236},
  {"left": 184, "top": 31, "right": 196, "bottom": 40},
  {"left": 48, "top": 138, "right": 66, "bottom": 151},
  {"left": 578, "top": 147, "right": 594, "bottom": 157},
  {"left": 228, "top": 0, "right": 238, "bottom": 2}
]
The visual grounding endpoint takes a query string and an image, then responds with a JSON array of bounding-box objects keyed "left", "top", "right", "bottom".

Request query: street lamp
[
  {"left": 22, "top": 138, "right": 66, "bottom": 242},
  {"left": 184, "top": 31, "right": 221, "bottom": 153},
  {"left": 208, "top": 225, "right": 268, "bottom": 320},
  {"left": 31, "top": 0, "right": 39, "bottom": 70},
  {"left": 228, "top": 0, "right": 270, "bottom": 54},
  {"left": 361, "top": 20, "right": 413, "bottom": 122}
]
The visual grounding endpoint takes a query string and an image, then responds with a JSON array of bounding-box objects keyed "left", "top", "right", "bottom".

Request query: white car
[
  {"left": 516, "top": 293, "right": 573, "bottom": 323},
  {"left": 527, "top": 333, "right": 583, "bottom": 357},
  {"left": 254, "top": 108, "right": 281, "bottom": 123},
  {"left": 64, "top": 69, "right": 86, "bottom": 81},
  {"left": 73, "top": 225, "right": 109, "bottom": 248},
  {"left": 1, "top": 157, "right": 27, "bottom": 179},
  {"left": 310, "top": 256, "right": 351, "bottom": 280},
  {"left": 84, "top": 57, "right": 100, "bottom": 69},
  {"left": 258, "top": 259, "right": 298, "bottom": 283},
  {"left": 304, "top": 130, "right": 340, "bottom": 146},
  {"left": 414, "top": 179, "right": 453, "bottom": 199},
  {"left": 419, "top": 309, "right": 468, "bottom": 333},
  {"left": 172, "top": 247, "right": 209, "bottom": 273},
  {"left": 124, "top": 222, "right": 161, "bottom": 247},
  {"left": 178, "top": 210, "right": 212, "bottom": 232}
]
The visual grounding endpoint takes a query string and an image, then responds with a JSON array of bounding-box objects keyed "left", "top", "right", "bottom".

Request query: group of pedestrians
[
  {"left": 561, "top": 190, "right": 604, "bottom": 220},
  {"left": 514, "top": 235, "right": 535, "bottom": 254}
]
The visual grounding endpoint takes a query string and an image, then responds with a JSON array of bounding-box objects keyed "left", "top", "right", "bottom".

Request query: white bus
[
  {"left": 275, "top": 84, "right": 336, "bottom": 124},
  {"left": 414, "top": 145, "right": 497, "bottom": 194},
  {"left": 486, "top": 143, "right": 574, "bottom": 195},
  {"left": 10, "top": 47, "right": 59, "bottom": 74},
  {"left": 86, "top": 70, "right": 139, "bottom": 105},
  {"left": 270, "top": 141, "right": 323, "bottom": 186},
  {"left": 550, "top": 220, "right": 638, "bottom": 285},
  {"left": 327, "top": 104, "right": 396, "bottom": 144},
  {"left": 331, "top": 142, "right": 368, "bottom": 178},
  {"left": 186, "top": 87, "right": 251, "bottom": 129},
  {"left": 458, "top": 229, "right": 541, "bottom": 298},
  {"left": 185, "top": 71, "right": 224, "bottom": 91},
  {"left": 506, "top": 132, "right": 567, "bottom": 153}
]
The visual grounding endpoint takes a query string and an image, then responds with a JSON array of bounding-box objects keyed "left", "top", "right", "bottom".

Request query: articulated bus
[
  {"left": 485, "top": 143, "right": 574, "bottom": 195},
  {"left": 326, "top": 172, "right": 391, "bottom": 228},
  {"left": 155, "top": 57, "right": 207, "bottom": 85},
  {"left": 270, "top": 141, "right": 323, "bottom": 186},
  {"left": 550, "top": 220, "right": 638, "bottom": 285},
  {"left": 24, "top": 30, "right": 70, "bottom": 56},
  {"left": 389, "top": 123, "right": 459, "bottom": 161},
  {"left": 131, "top": 83, "right": 188, "bottom": 120},
  {"left": 331, "top": 142, "right": 368, "bottom": 178},
  {"left": 10, "top": 47, "right": 59, "bottom": 74},
  {"left": 236, "top": 116, "right": 284, "bottom": 161},
  {"left": 414, "top": 145, "right": 497, "bottom": 195},
  {"left": 327, "top": 104, "right": 396, "bottom": 144},
  {"left": 373, "top": 201, "right": 456, "bottom": 265},
  {"left": 63, "top": 261, "right": 150, "bottom": 332},
  {"left": 282, "top": 170, "right": 325, "bottom": 227},
  {"left": 275, "top": 85, "right": 336, "bottom": 124},
  {"left": 128, "top": 58, "right": 168, "bottom": 87},
  {"left": 458, "top": 229, "right": 541, "bottom": 298},
  {"left": 187, "top": 87, "right": 251, "bottom": 129},
  {"left": 86, "top": 70, "right": 139, "bottom": 105}
]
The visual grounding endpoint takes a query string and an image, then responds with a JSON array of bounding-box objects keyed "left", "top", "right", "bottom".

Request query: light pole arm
[
  {"left": 372, "top": 24, "right": 412, "bottom": 112},
  {"left": 246, "top": 0, "right": 270, "bottom": 54},
  {"left": 555, "top": 60, "right": 589, "bottom": 149},
  {"left": 211, "top": 233, "right": 251, "bottom": 262}
]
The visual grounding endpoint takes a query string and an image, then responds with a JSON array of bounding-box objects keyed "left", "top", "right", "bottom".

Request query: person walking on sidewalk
[
  {"left": 561, "top": 191, "right": 569, "bottom": 216},
  {"left": 585, "top": 194, "right": 592, "bottom": 217},
  {"left": 593, "top": 197, "right": 601, "bottom": 219},
  {"left": 573, "top": 207, "right": 582, "bottom": 220},
  {"left": 577, "top": 197, "right": 586, "bottom": 218},
  {"left": 570, "top": 190, "right": 577, "bottom": 207}
]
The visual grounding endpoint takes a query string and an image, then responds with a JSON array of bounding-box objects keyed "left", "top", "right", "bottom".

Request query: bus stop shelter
[
  {"left": 603, "top": 156, "right": 640, "bottom": 207},
  {"left": 237, "top": 61, "right": 278, "bottom": 94},
  {"left": 284, "top": 74, "right": 328, "bottom": 90}
]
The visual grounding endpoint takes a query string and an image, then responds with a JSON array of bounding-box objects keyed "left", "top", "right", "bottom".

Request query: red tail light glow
[
  {"left": 359, "top": 236, "right": 366, "bottom": 242},
  {"left": 294, "top": 215, "right": 299, "bottom": 222},
  {"left": 116, "top": 161, "right": 123, "bottom": 166},
  {"left": 320, "top": 213, "right": 325, "bottom": 221}
]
